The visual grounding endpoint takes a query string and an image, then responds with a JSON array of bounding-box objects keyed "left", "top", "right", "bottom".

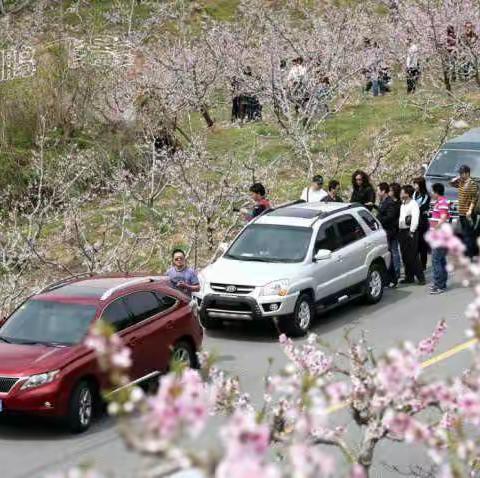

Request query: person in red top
[
  {"left": 241, "top": 183, "right": 272, "bottom": 222},
  {"left": 429, "top": 183, "right": 451, "bottom": 294}
]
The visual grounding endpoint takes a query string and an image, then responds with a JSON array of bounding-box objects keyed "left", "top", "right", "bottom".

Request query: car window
[
  {"left": 358, "top": 210, "right": 380, "bottom": 231},
  {"left": 124, "top": 291, "right": 164, "bottom": 325},
  {"left": 225, "top": 224, "right": 312, "bottom": 263},
  {"left": 102, "top": 299, "right": 132, "bottom": 332},
  {"left": 154, "top": 292, "right": 177, "bottom": 311},
  {"left": 0, "top": 300, "right": 96, "bottom": 345},
  {"left": 427, "top": 149, "right": 480, "bottom": 177},
  {"left": 336, "top": 215, "right": 366, "bottom": 247},
  {"left": 315, "top": 224, "right": 340, "bottom": 252}
]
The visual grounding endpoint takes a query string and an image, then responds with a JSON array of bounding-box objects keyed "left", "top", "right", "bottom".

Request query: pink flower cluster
[
  {"left": 146, "top": 369, "right": 208, "bottom": 446},
  {"left": 216, "top": 410, "right": 279, "bottom": 478},
  {"left": 85, "top": 323, "right": 131, "bottom": 373},
  {"left": 417, "top": 319, "right": 447, "bottom": 357},
  {"left": 425, "top": 224, "right": 466, "bottom": 257},
  {"left": 279, "top": 333, "right": 332, "bottom": 376}
]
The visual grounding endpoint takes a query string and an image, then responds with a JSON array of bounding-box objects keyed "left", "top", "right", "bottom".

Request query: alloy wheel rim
[
  {"left": 298, "top": 301, "right": 311, "bottom": 329},
  {"left": 173, "top": 346, "right": 191, "bottom": 366},
  {"left": 79, "top": 388, "right": 92, "bottom": 427},
  {"left": 369, "top": 270, "right": 382, "bottom": 298}
]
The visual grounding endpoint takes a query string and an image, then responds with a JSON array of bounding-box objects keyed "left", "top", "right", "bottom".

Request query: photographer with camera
[{"left": 236, "top": 183, "right": 272, "bottom": 222}]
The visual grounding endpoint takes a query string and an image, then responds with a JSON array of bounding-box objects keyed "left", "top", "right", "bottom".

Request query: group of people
[
  {"left": 231, "top": 56, "right": 331, "bottom": 123},
  {"left": 240, "top": 165, "right": 479, "bottom": 296},
  {"left": 167, "top": 164, "right": 479, "bottom": 299}
]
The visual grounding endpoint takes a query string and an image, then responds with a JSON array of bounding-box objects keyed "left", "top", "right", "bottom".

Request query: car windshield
[
  {"left": 225, "top": 224, "right": 312, "bottom": 263},
  {"left": 0, "top": 300, "right": 96, "bottom": 346},
  {"left": 427, "top": 149, "right": 480, "bottom": 178}
]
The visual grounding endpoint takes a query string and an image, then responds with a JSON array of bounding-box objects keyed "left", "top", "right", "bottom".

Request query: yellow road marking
[{"left": 325, "top": 338, "right": 478, "bottom": 415}]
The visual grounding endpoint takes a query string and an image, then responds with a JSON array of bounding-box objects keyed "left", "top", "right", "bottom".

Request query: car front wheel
[
  {"left": 364, "top": 263, "right": 384, "bottom": 304},
  {"left": 279, "top": 293, "right": 314, "bottom": 337},
  {"left": 67, "top": 380, "right": 95, "bottom": 433},
  {"left": 171, "top": 340, "right": 198, "bottom": 369}
]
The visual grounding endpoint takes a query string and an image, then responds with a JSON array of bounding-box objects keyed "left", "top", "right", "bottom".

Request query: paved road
[{"left": 0, "top": 276, "right": 475, "bottom": 478}]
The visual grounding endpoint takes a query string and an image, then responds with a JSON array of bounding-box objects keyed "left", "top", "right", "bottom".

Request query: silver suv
[{"left": 196, "top": 202, "right": 390, "bottom": 336}]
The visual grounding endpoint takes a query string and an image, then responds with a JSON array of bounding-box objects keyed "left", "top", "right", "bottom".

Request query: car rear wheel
[
  {"left": 171, "top": 340, "right": 198, "bottom": 369},
  {"left": 363, "top": 263, "right": 384, "bottom": 304},
  {"left": 67, "top": 380, "right": 95, "bottom": 433},
  {"left": 279, "top": 294, "right": 314, "bottom": 337}
]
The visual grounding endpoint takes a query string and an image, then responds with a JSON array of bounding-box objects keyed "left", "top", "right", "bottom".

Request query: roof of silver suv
[{"left": 255, "top": 202, "right": 365, "bottom": 227}]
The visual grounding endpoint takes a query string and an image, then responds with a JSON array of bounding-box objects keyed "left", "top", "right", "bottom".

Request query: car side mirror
[{"left": 314, "top": 249, "right": 332, "bottom": 261}]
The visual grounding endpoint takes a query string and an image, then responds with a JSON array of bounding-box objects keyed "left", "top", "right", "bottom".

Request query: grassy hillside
[{"left": 2, "top": 0, "right": 480, "bottom": 277}]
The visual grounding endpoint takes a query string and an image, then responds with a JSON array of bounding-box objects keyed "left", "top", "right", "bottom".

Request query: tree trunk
[
  {"left": 0, "top": 0, "right": 5, "bottom": 15},
  {"left": 200, "top": 104, "right": 214, "bottom": 128}
]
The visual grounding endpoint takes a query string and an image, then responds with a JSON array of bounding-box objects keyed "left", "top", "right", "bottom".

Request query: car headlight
[
  {"left": 260, "top": 279, "right": 290, "bottom": 297},
  {"left": 21, "top": 370, "right": 60, "bottom": 390}
]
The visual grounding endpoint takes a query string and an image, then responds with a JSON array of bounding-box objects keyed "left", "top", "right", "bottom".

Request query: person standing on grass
[
  {"left": 321, "top": 179, "right": 343, "bottom": 202},
  {"left": 351, "top": 170, "right": 375, "bottom": 210},
  {"left": 301, "top": 175, "right": 328, "bottom": 202},
  {"left": 450, "top": 164, "right": 479, "bottom": 258},
  {"left": 240, "top": 183, "right": 272, "bottom": 222},
  {"left": 413, "top": 177, "right": 431, "bottom": 271},
  {"left": 428, "top": 183, "right": 451, "bottom": 294},
  {"left": 398, "top": 185, "right": 426, "bottom": 285},
  {"left": 406, "top": 37, "right": 420, "bottom": 93},
  {"left": 166, "top": 249, "right": 200, "bottom": 298},
  {"left": 375, "top": 183, "right": 400, "bottom": 286}
]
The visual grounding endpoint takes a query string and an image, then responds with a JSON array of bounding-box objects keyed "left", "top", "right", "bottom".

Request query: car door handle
[
  {"left": 165, "top": 321, "right": 175, "bottom": 330},
  {"left": 128, "top": 336, "right": 138, "bottom": 346}
]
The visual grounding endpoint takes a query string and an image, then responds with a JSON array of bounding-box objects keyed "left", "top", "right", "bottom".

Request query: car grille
[
  {"left": 0, "top": 376, "right": 19, "bottom": 393},
  {"left": 210, "top": 283, "right": 255, "bottom": 295}
]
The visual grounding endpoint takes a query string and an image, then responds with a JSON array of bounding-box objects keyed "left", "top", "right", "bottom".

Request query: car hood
[
  {"left": 0, "top": 342, "right": 82, "bottom": 376},
  {"left": 202, "top": 257, "right": 302, "bottom": 287}
]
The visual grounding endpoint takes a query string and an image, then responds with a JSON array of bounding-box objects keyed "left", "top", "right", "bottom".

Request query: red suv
[{"left": 0, "top": 275, "right": 203, "bottom": 432}]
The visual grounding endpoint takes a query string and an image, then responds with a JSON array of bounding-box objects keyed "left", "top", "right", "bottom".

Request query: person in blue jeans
[{"left": 429, "top": 183, "right": 451, "bottom": 294}]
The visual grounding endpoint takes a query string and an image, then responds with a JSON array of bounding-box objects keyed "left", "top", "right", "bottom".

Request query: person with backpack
[{"left": 450, "top": 164, "right": 479, "bottom": 258}]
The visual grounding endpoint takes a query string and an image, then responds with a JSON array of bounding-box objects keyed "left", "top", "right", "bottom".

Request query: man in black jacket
[{"left": 375, "top": 182, "right": 401, "bottom": 286}]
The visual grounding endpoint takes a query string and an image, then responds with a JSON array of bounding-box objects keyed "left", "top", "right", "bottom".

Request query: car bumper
[
  {"left": 0, "top": 380, "right": 67, "bottom": 417},
  {"left": 199, "top": 292, "right": 299, "bottom": 321}
]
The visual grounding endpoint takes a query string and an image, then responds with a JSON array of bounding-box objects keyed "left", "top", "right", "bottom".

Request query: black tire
[
  {"left": 279, "top": 293, "right": 314, "bottom": 337},
  {"left": 363, "top": 263, "right": 385, "bottom": 304},
  {"left": 171, "top": 340, "right": 198, "bottom": 369},
  {"left": 67, "top": 380, "right": 95, "bottom": 434}
]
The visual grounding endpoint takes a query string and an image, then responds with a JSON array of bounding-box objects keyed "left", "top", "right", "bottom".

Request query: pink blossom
[
  {"left": 146, "top": 369, "right": 208, "bottom": 443},
  {"left": 417, "top": 320, "right": 447, "bottom": 357},
  {"left": 216, "top": 458, "right": 280, "bottom": 478},
  {"left": 289, "top": 443, "right": 335, "bottom": 477},
  {"left": 350, "top": 464, "right": 367, "bottom": 478},
  {"left": 325, "top": 381, "right": 350, "bottom": 405}
]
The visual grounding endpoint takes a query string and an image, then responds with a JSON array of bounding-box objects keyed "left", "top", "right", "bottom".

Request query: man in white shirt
[
  {"left": 406, "top": 38, "right": 420, "bottom": 93},
  {"left": 301, "top": 175, "right": 328, "bottom": 202},
  {"left": 398, "top": 185, "right": 426, "bottom": 285}
]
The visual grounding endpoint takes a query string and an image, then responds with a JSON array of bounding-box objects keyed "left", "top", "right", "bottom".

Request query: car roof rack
[
  {"left": 258, "top": 199, "right": 306, "bottom": 219},
  {"left": 311, "top": 202, "right": 366, "bottom": 225},
  {"left": 100, "top": 276, "right": 159, "bottom": 301},
  {"left": 40, "top": 272, "right": 94, "bottom": 294}
]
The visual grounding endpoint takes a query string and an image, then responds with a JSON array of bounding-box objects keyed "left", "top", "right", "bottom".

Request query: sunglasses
[{"left": 174, "top": 257, "right": 184, "bottom": 262}]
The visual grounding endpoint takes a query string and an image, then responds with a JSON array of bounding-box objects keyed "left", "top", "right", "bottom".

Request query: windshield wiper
[{"left": 0, "top": 336, "right": 12, "bottom": 344}]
